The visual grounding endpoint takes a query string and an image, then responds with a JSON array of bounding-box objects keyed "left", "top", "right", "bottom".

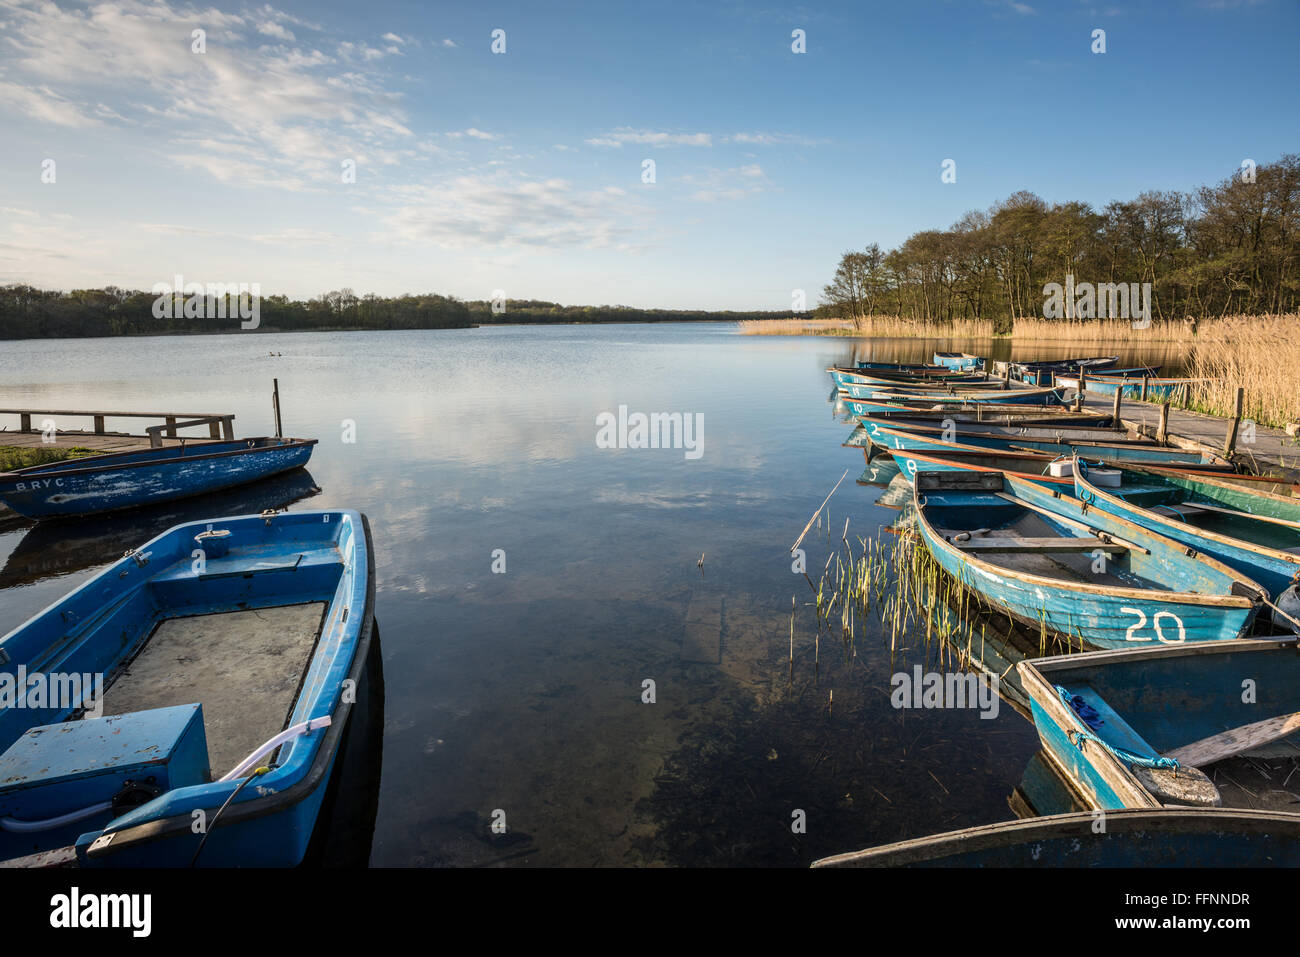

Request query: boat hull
[
  {"left": 1076, "top": 466, "right": 1300, "bottom": 602},
  {"left": 811, "top": 806, "right": 1300, "bottom": 867},
  {"left": 1018, "top": 638, "right": 1300, "bottom": 812},
  {"left": 0, "top": 509, "right": 373, "bottom": 867},
  {"left": 0, "top": 439, "right": 316, "bottom": 519},
  {"left": 913, "top": 474, "right": 1262, "bottom": 649}
]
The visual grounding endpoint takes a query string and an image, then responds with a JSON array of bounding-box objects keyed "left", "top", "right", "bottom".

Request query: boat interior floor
[
  {"left": 100, "top": 602, "right": 327, "bottom": 779},
  {"left": 1205, "top": 754, "right": 1300, "bottom": 813},
  {"left": 937, "top": 513, "right": 1168, "bottom": 590}
]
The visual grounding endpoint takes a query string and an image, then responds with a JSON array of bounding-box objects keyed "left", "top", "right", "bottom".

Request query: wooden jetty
[
  {"left": 1076, "top": 391, "right": 1300, "bottom": 483},
  {"left": 0, "top": 407, "right": 235, "bottom": 453}
]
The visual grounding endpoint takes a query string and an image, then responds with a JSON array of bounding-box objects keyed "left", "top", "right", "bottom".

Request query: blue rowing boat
[
  {"left": 848, "top": 403, "right": 1115, "bottom": 427},
  {"left": 866, "top": 421, "right": 1236, "bottom": 470},
  {"left": 933, "top": 352, "right": 984, "bottom": 371},
  {"left": 0, "top": 437, "right": 316, "bottom": 519},
  {"left": 829, "top": 366, "right": 983, "bottom": 390},
  {"left": 913, "top": 471, "right": 1264, "bottom": 649},
  {"left": 844, "top": 385, "right": 1066, "bottom": 406},
  {"left": 887, "top": 446, "right": 1077, "bottom": 489},
  {"left": 811, "top": 806, "right": 1300, "bottom": 867},
  {"left": 1018, "top": 637, "right": 1300, "bottom": 814},
  {"left": 0, "top": 509, "right": 373, "bottom": 867},
  {"left": 1057, "top": 374, "right": 1213, "bottom": 400},
  {"left": 1075, "top": 460, "right": 1300, "bottom": 615},
  {"left": 1003, "top": 355, "right": 1120, "bottom": 385}
]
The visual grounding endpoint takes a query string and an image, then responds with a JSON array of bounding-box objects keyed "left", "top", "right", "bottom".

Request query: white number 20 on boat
[{"left": 1121, "top": 607, "right": 1186, "bottom": 644}]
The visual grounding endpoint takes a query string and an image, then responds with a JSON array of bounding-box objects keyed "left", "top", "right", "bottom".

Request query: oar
[
  {"left": 994, "top": 491, "right": 1150, "bottom": 555},
  {"left": 1164, "top": 710, "right": 1300, "bottom": 767}
]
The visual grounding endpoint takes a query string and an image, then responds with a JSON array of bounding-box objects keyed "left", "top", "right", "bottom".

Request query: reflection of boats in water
[
  {"left": 1008, "top": 750, "right": 1088, "bottom": 818},
  {"left": 305, "top": 621, "right": 385, "bottom": 867},
  {"left": 0, "top": 468, "right": 320, "bottom": 589}
]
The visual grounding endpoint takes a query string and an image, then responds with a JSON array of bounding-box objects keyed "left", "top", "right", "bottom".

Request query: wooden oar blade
[{"left": 1165, "top": 710, "right": 1300, "bottom": 767}]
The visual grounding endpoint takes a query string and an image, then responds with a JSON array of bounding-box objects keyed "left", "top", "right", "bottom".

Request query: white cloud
[
  {"left": 378, "top": 175, "right": 651, "bottom": 250},
  {"left": 0, "top": 0, "right": 415, "bottom": 189},
  {"left": 585, "top": 128, "right": 712, "bottom": 148},
  {"left": 0, "top": 80, "right": 99, "bottom": 126},
  {"left": 257, "top": 20, "right": 294, "bottom": 40}
]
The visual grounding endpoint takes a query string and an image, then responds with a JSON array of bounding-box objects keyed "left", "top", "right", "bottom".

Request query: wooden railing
[{"left": 0, "top": 408, "right": 235, "bottom": 447}]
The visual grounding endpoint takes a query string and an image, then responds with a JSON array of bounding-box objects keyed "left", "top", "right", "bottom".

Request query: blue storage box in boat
[{"left": 0, "top": 704, "right": 209, "bottom": 850}]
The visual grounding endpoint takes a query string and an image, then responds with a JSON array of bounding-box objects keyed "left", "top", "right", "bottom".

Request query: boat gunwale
[
  {"left": 912, "top": 474, "right": 1261, "bottom": 610},
  {"left": 1074, "top": 459, "right": 1300, "bottom": 574},
  {"left": 0, "top": 437, "right": 319, "bottom": 482},
  {"left": 873, "top": 423, "right": 1230, "bottom": 468},
  {"left": 82, "top": 511, "right": 376, "bottom": 863},
  {"left": 808, "top": 805, "right": 1300, "bottom": 868},
  {"left": 1016, "top": 637, "right": 1300, "bottom": 817}
]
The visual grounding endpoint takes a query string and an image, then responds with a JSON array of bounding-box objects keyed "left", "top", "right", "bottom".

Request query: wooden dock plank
[
  {"left": 0, "top": 430, "right": 222, "bottom": 452},
  {"left": 1079, "top": 393, "right": 1300, "bottom": 481}
]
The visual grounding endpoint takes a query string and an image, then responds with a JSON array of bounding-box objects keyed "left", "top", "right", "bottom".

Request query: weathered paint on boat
[
  {"left": 1075, "top": 462, "right": 1300, "bottom": 602},
  {"left": 913, "top": 471, "right": 1263, "bottom": 649},
  {"left": 1018, "top": 638, "right": 1300, "bottom": 813},
  {"left": 0, "top": 437, "right": 317, "bottom": 519},
  {"left": 811, "top": 806, "right": 1300, "bottom": 867},
  {"left": 0, "top": 509, "right": 373, "bottom": 867}
]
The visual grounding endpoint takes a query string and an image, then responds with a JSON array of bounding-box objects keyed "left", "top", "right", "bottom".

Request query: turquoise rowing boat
[
  {"left": 1075, "top": 460, "right": 1300, "bottom": 616},
  {"left": 913, "top": 471, "right": 1264, "bottom": 649},
  {"left": 933, "top": 352, "right": 984, "bottom": 371},
  {"left": 1019, "top": 637, "right": 1300, "bottom": 814},
  {"left": 812, "top": 807, "right": 1300, "bottom": 867}
]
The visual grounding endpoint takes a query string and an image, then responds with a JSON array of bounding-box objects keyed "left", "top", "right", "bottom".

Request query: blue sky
[{"left": 1, "top": 0, "right": 1296, "bottom": 309}]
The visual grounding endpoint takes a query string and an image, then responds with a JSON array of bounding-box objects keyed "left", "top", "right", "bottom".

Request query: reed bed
[
  {"left": 794, "top": 505, "right": 1082, "bottom": 688},
  {"left": 737, "top": 317, "right": 852, "bottom": 335},
  {"left": 1007, "top": 317, "right": 1197, "bottom": 341},
  {"left": 1182, "top": 315, "right": 1300, "bottom": 428}
]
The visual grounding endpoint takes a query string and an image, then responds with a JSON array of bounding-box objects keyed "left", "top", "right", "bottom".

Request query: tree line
[
  {"left": 466, "top": 299, "right": 795, "bottom": 324},
  {"left": 0, "top": 286, "right": 799, "bottom": 339},
  {"left": 0, "top": 286, "right": 473, "bottom": 339},
  {"left": 819, "top": 154, "right": 1300, "bottom": 330}
]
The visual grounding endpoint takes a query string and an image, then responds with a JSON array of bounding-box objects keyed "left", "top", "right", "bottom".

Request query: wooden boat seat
[
  {"left": 1064, "top": 682, "right": 1221, "bottom": 808},
  {"left": 955, "top": 536, "right": 1129, "bottom": 554},
  {"left": 151, "top": 545, "right": 341, "bottom": 584}
]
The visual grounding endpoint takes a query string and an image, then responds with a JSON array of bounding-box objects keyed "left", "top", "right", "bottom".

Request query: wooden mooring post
[
  {"left": 1140, "top": 376, "right": 1150, "bottom": 401},
  {"left": 272, "top": 379, "right": 283, "bottom": 439},
  {"left": 1111, "top": 388, "right": 1123, "bottom": 426},
  {"left": 1222, "top": 387, "right": 1245, "bottom": 457},
  {"left": 1157, "top": 402, "right": 1171, "bottom": 445}
]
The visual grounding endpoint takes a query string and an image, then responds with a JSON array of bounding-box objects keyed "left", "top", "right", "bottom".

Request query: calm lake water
[{"left": 0, "top": 325, "right": 1185, "bottom": 866}]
